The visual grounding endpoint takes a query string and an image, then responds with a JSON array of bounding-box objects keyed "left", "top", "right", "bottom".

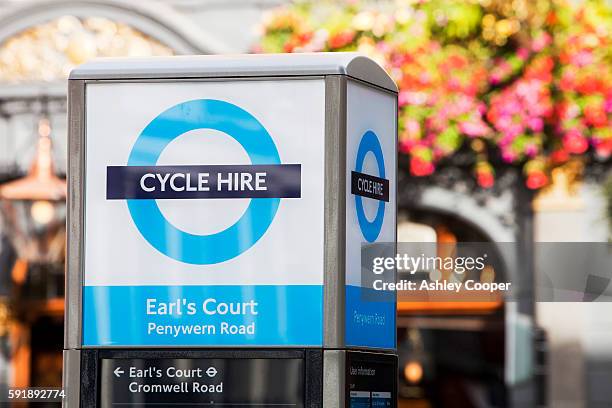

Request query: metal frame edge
[
  {"left": 62, "top": 349, "right": 81, "bottom": 408},
  {"left": 323, "top": 75, "right": 347, "bottom": 349},
  {"left": 65, "top": 79, "right": 85, "bottom": 350},
  {"left": 323, "top": 349, "right": 346, "bottom": 408}
]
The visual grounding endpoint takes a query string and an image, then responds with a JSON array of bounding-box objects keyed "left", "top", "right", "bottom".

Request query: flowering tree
[{"left": 257, "top": 0, "right": 611, "bottom": 189}]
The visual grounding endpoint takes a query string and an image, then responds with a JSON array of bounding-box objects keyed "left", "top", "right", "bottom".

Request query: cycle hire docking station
[{"left": 64, "top": 53, "right": 398, "bottom": 408}]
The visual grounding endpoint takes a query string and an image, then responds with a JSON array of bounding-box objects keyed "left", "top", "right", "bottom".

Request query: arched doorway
[
  {"left": 396, "top": 211, "right": 507, "bottom": 408},
  {"left": 396, "top": 166, "right": 539, "bottom": 407},
  {"left": 0, "top": 0, "right": 230, "bottom": 57}
]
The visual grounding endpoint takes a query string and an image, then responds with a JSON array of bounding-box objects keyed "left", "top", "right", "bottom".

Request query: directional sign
[{"left": 99, "top": 357, "right": 304, "bottom": 408}]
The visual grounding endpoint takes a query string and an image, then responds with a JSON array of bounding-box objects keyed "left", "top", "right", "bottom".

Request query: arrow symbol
[
  {"left": 206, "top": 367, "right": 217, "bottom": 378},
  {"left": 114, "top": 367, "right": 124, "bottom": 378}
]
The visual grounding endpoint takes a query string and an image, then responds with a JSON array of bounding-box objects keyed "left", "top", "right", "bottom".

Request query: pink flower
[
  {"left": 404, "top": 91, "right": 427, "bottom": 105},
  {"left": 570, "top": 50, "right": 594, "bottom": 67},
  {"left": 499, "top": 134, "right": 515, "bottom": 147},
  {"left": 432, "top": 147, "right": 447, "bottom": 160},
  {"left": 406, "top": 119, "right": 421, "bottom": 139},
  {"left": 504, "top": 123, "right": 524, "bottom": 139},
  {"left": 558, "top": 101, "right": 580, "bottom": 120},
  {"left": 459, "top": 120, "right": 490, "bottom": 137},
  {"left": 376, "top": 41, "right": 392, "bottom": 53},
  {"left": 531, "top": 32, "right": 552, "bottom": 52},
  {"left": 398, "top": 91, "right": 410, "bottom": 107},
  {"left": 502, "top": 149, "right": 518, "bottom": 163},
  {"left": 477, "top": 102, "right": 487, "bottom": 115},
  {"left": 525, "top": 144, "right": 539, "bottom": 157},
  {"left": 496, "top": 115, "right": 513, "bottom": 131},
  {"left": 527, "top": 117, "right": 544, "bottom": 132},
  {"left": 605, "top": 98, "right": 612, "bottom": 114},
  {"left": 457, "top": 95, "right": 476, "bottom": 113},
  {"left": 447, "top": 77, "right": 462, "bottom": 92},
  {"left": 517, "top": 47, "right": 530, "bottom": 60},
  {"left": 502, "top": 100, "right": 522, "bottom": 116},
  {"left": 490, "top": 72, "right": 502, "bottom": 85},
  {"left": 418, "top": 72, "right": 431, "bottom": 85},
  {"left": 399, "top": 138, "right": 415, "bottom": 153}
]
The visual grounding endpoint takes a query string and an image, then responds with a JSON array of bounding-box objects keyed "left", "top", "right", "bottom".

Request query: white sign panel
[
  {"left": 83, "top": 79, "right": 325, "bottom": 346},
  {"left": 345, "top": 80, "right": 397, "bottom": 349}
]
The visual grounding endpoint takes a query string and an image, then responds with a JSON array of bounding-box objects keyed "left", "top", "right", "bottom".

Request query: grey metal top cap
[{"left": 69, "top": 52, "right": 397, "bottom": 92}]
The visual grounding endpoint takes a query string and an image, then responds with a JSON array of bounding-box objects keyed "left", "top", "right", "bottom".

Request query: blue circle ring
[
  {"left": 355, "top": 130, "right": 386, "bottom": 242},
  {"left": 127, "top": 99, "right": 280, "bottom": 265}
]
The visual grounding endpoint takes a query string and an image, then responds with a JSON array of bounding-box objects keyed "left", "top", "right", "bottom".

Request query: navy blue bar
[
  {"left": 350, "top": 171, "right": 389, "bottom": 202},
  {"left": 106, "top": 164, "right": 301, "bottom": 200}
]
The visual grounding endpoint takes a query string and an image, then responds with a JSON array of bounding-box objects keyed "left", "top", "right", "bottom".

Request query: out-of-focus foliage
[{"left": 257, "top": 0, "right": 612, "bottom": 189}]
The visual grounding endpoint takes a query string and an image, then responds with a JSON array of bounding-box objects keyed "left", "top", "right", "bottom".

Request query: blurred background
[{"left": 0, "top": 0, "right": 610, "bottom": 407}]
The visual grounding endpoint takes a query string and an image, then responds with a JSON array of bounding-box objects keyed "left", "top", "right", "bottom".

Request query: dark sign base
[
  {"left": 79, "top": 349, "right": 396, "bottom": 408},
  {"left": 345, "top": 351, "right": 397, "bottom": 408}
]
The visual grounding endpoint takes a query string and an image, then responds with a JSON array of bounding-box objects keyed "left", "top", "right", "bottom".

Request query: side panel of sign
[
  {"left": 345, "top": 80, "right": 397, "bottom": 349},
  {"left": 83, "top": 79, "right": 325, "bottom": 346}
]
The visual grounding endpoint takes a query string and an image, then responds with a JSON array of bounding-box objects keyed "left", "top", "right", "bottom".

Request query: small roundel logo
[{"left": 352, "top": 130, "right": 388, "bottom": 242}]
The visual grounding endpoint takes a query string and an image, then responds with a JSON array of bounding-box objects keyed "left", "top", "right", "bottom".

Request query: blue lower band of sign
[
  {"left": 345, "top": 285, "right": 396, "bottom": 349},
  {"left": 83, "top": 285, "right": 323, "bottom": 346}
]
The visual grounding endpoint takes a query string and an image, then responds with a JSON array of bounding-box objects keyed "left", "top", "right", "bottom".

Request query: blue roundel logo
[
  {"left": 353, "top": 130, "right": 387, "bottom": 242},
  {"left": 126, "top": 99, "right": 281, "bottom": 265}
]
